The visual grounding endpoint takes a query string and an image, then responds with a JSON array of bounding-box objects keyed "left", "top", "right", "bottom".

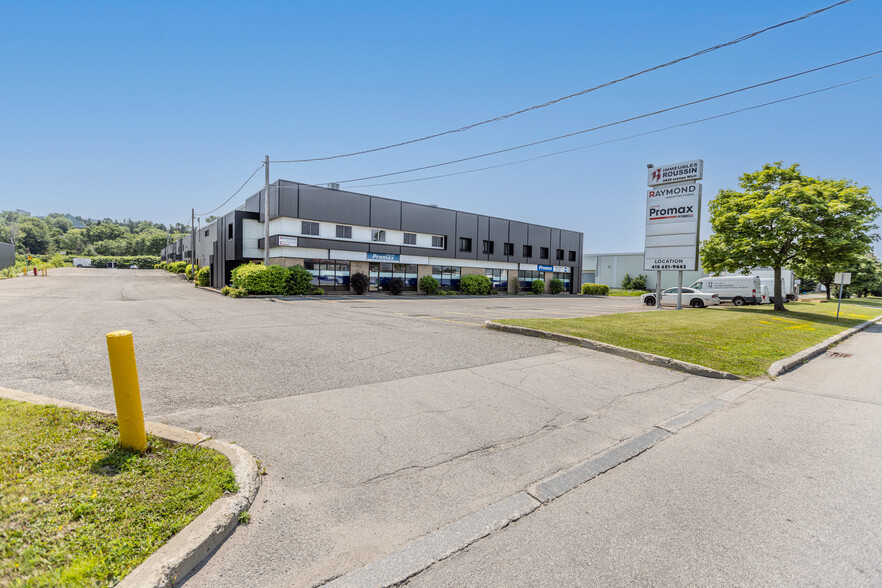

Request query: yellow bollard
[
  {"left": 22, "top": 267, "right": 27, "bottom": 276},
  {"left": 105, "top": 330, "right": 147, "bottom": 451}
]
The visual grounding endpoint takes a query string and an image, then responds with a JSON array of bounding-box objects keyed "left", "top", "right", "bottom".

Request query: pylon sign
[{"left": 644, "top": 160, "right": 703, "bottom": 271}]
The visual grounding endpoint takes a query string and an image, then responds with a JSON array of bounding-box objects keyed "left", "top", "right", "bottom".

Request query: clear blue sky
[{"left": 2, "top": 1, "right": 880, "bottom": 256}]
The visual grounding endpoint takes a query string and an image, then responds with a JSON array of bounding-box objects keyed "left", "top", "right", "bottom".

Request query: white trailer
[{"left": 72, "top": 257, "right": 92, "bottom": 268}]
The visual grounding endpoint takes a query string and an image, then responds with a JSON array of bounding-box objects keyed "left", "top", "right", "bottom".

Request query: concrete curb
[
  {"left": 0, "top": 387, "right": 260, "bottom": 588},
  {"left": 767, "top": 313, "right": 882, "bottom": 378},
  {"left": 484, "top": 321, "right": 740, "bottom": 381}
]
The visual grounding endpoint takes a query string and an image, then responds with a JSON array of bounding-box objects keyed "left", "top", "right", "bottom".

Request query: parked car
[
  {"left": 129, "top": 264, "right": 138, "bottom": 269},
  {"left": 642, "top": 287, "right": 721, "bottom": 308},
  {"left": 689, "top": 275, "right": 762, "bottom": 306}
]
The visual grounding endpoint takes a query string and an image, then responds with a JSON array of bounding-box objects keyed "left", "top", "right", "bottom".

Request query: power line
[
  {"left": 329, "top": 49, "right": 882, "bottom": 185},
  {"left": 347, "top": 74, "right": 882, "bottom": 189},
  {"left": 271, "top": 0, "right": 853, "bottom": 164},
  {"left": 195, "top": 163, "right": 265, "bottom": 217}
]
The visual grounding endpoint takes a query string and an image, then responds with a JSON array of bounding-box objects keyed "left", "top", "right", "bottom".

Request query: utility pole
[
  {"left": 191, "top": 208, "right": 195, "bottom": 269},
  {"left": 264, "top": 155, "right": 270, "bottom": 265}
]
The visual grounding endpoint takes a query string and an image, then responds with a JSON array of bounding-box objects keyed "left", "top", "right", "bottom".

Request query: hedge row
[
  {"left": 230, "top": 263, "right": 313, "bottom": 295},
  {"left": 581, "top": 282, "right": 610, "bottom": 295},
  {"left": 77, "top": 255, "right": 161, "bottom": 268}
]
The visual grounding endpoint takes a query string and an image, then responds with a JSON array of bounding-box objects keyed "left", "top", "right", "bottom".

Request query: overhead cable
[
  {"left": 347, "top": 74, "right": 882, "bottom": 188},
  {"left": 272, "top": 0, "right": 853, "bottom": 164},
  {"left": 195, "top": 163, "right": 265, "bottom": 217},
  {"left": 330, "top": 49, "right": 882, "bottom": 184}
]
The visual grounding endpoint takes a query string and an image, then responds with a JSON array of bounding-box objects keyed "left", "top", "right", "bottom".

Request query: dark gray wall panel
[
  {"left": 370, "top": 197, "right": 402, "bottom": 230},
  {"left": 509, "top": 221, "right": 528, "bottom": 263},
  {"left": 298, "top": 237, "right": 369, "bottom": 252},
  {"left": 488, "top": 217, "right": 510, "bottom": 262},
  {"left": 561, "top": 230, "right": 581, "bottom": 259},
  {"left": 368, "top": 244, "right": 401, "bottom": 255},
  {"left": 299, "top": 187, "right": 370, "bottom": 225},
  {"left": 401, "top": 203, "right": 456, "bottom": 256},
  {"left": 278, "top": 184, "right": 299, "bottom": 218},
  {"left": 454, "top": 212, "right": 479, "bottom": 260},
  {"left": 477, "top": 216, "right": 490, "bottom": 261},
  {"left": 528, "top": 225, "right": 552, "bottom": 261}
]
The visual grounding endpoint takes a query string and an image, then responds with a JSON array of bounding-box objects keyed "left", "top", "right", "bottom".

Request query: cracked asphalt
[{"left": 2, "top": 269, "right": 745, "bottom": 586}]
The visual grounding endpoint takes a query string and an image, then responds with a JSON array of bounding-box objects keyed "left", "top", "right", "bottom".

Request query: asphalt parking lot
[{"left": 9, "top": 268, "right": 837, "bottom": 587}]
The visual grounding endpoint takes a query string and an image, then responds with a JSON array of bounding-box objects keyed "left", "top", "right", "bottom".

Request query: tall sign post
[
  {"left": 644, "top": 159, "right": 703, "bottom": 310},
  {"left": 834, "top": 272, "right": 851, "bottom": 319}
]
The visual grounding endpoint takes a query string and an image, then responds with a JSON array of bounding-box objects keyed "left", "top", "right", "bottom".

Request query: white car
[
  {"left": 129, "top": 264, "right": 138, "bottom": 269},
  {"left": 642, "top": 287, "right": 721, "bottom": 308}
]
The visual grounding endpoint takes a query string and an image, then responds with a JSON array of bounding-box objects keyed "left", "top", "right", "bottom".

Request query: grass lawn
[
  {"left": 607, "top": 289, "right": 648, "bottom": 297},
  {"left": 499, "top": 300, "right": 881, "bottom": 377},
  {"left": 818, "top": 296, "right": 882, "bottom": 309},
  {"left": 0, "top": 399, "right": 236, "bottom": 586}
]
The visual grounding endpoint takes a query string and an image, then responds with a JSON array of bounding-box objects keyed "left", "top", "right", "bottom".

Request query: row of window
[
  {"left": 301, "top": 221, "right": 445, "bottom": 247},
  {"left": 458, "top": 237, "right": 576, "bottom": 261}
]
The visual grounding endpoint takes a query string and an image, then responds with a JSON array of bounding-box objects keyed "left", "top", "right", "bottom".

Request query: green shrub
[
  {"left": 621, "top": 273, "right": 632, "bottom": 289},
  {"left": 87, "top": 255, "right": 161, "bottom": 269},
  {"left": 166, "top": 261, "right": 187, "bottom": 274},
  {"left": 312, "top": 287, "right": 325, "bottom": 295},
  {"left": 460, "top": 274, "right": 492, "bottom": 295},
  {"left": 388, "top": 277, "right": 404, "bottom": 295},
  {"left": 185, "top": 264, "right": 195, "bottom": 280},
  {"left": 419, "top": 275, "right": 440, "bottom": 295},
  {"left": 47, "top": 253, "right": 66, "bottom": 268},
  {"left": 228, "top": 287, "right": 246, "bottom": 298},
  {"left": 531, "top": 279, "right": 545, "bottom": 295},
  {"left": 221, "top": 285, "right": 231, "bottom": 296},
  {"left": 350, "top": 271, "right": 370, "bottom": 295},
  {"left": 230, "top": 263, "right": 288, "bottom": 295},
  {"left": 285, "top": 265, "right": 314, "bottom": 296},
  {"left": 549, "top": 278, "right": 565, "bottom": 295},
  {"left": 629, "top": 274, "right": 648, "bottom": 290},
  {"left": 196, "top": 266, "right": 210, "bottom": 287},
  {"left": 581, "top": 282, "right": 610, "bottom": 295}
]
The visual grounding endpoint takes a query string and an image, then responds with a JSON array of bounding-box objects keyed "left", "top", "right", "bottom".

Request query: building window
[
  {"left": 485, "top": 268, "right": 508, "bottom": 290},
  {"left": 370, "top": 263, "right": 418, "bottom": 291},
  {"left": 404, "top": 232, "right": 417, "bottom": 245},
  {"left": 518, "top": 270, "right": 541, "bottom": 292},
  {"left": 540, "top": 247, "right": 549, "bottom": 259},
  {"left": 227, "top": 223, "right": 233, "bottom": 239},
  {"left": 553, "top": 271, "right": 571, "bottom": 293},
  {"left": 372, "top": 229, "right": 386, "bottom": 242},
  {"left": 503, "top": 242, "right": 514, "bottom": 256},
  {"left": 204, "top": 230, "right": 209, "bottom": 237},
  {"left": 336, "top": 225, "right": 352, "bottom": 239},
  {"left": 432, "top": 235, "right": 445, "bottom": 248},
  {"left": 556, "top": 249, "right": 564, "bottom": 261},
  {"left": 304, "top": 260, "right": 351, "bottom": 291},
  {"left": 432, "top": 266, "right": 461, "bottom": 290},
  {"left": 523, "top": 245, "right": 532, "bottom": 258},
  {"left": 569, "top": 250, "right": 577, "bottom": 262},
  {"left": 302, "top": 221, "right": 319, "bottom": 236},
  {"left": 459, "top": 237, "right": 472, "bottom": 252},
  {"left": 482, "top": 240, "right": 494, "bottom": 254}
]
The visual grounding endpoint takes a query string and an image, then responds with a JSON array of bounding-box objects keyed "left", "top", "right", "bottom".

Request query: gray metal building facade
[
  {"left": 0, "top": 242, "right": 14, "bottom": 270},
  {"left": 163, "top": 180, "right": 583, "bottom": 294}
]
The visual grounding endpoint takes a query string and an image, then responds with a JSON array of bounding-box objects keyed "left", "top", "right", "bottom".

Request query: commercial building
[{"left": 164, "top": 181, "right": 583, "bottom": 294}]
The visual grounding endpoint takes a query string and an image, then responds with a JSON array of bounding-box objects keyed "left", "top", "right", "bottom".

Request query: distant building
[
  {"left": 582, "top": 252, "right": 705, "bottom": 290},
  {"left": 0, "top": 242, "right": 14, "bottom": 270}
]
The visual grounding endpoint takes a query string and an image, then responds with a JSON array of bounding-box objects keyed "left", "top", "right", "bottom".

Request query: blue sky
[{"left": 2, "top": 1, "right": 880, "bottom": 256}]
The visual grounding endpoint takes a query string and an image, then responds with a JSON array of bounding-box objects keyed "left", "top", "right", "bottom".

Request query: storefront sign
[
  {"left": 278, "top": 236, "right": 298, "bottom": 247},
  {"left": 367, "top": 253, "right": 400, "bottom": 262},
  {"left": 537, "top": 264, "right": 553, "bottom": 272},
  {"left": 643, "top": 173, "right": 702, "bottom": 272},
  {"left": 647, "top": 159, "right": 703, "bottom": 186}
]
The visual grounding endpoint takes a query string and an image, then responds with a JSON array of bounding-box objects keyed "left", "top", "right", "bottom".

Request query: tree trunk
[
  {"left": 773, "top": 266, "right": 786, "bottom": 311},
  {"left": 822, "top": 280, "right": 833, "bottom": 299}
]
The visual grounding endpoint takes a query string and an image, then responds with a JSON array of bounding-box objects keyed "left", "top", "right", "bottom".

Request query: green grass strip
[
  {"left": 499, "top": 300, "right": 880, "bottom": 377},
  {"left": 0, "top": 399, "right": 236, "bottom": 587}
]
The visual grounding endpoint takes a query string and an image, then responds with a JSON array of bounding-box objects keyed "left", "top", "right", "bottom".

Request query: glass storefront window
[
  {"left": 304, "top": 260, "right": 350, "bottom": 290},
  {"left": 371, "top": 262, "right": 418, "bottom": 291},
  {"left": 552, "top": 271, "right": 571, "bottom": 293},
  {"left": 518, "top": 270, "right": 541, "bottom": 291},
  {"left": 432, "top": 265, "right": 461, "bottom": 290},
  {"left": 485, "top": 268, "right": 508, "bottom": 290}
]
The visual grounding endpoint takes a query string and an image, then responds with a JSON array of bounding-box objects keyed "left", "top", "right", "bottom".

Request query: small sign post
[{"left": 834, "top": 272, "right": 852, "bottom": 319}]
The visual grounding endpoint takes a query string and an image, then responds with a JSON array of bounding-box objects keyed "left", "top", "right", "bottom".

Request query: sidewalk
[{"left": 406, "top": 324, "right": 882, "bottom": 586}]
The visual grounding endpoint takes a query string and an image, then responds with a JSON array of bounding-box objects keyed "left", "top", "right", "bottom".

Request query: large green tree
[{"left": 701, "top": 162, "right": 879, "bottom": 311}]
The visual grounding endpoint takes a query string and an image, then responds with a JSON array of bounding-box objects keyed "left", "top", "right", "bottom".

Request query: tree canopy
[{"left": 701, "top": 162, "right": 879, "bottom": 310}]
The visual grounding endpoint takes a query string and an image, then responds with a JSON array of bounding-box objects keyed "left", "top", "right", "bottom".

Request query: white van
[{"left": 689, "top": 276, "right": 762, "bottom": 306}]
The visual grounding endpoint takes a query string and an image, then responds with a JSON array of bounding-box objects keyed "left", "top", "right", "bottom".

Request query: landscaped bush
[
  {"left": 312, "top": 287, "right": 325, "bottom": 295},
  {"left": 350, "top": 271, "right": 370, "bottom": 295},
  {"left": 154, "top": 263, "right": 163, "bottom": 270},
  {"left": 196, "top": 266, "right": 210, "bottom": 287},
  {"left": 388, "top": 277, "right": 404, "bottom": 295},
  {"left": 230, "top": 263, "right": 288, "bottom": 295},
  {"left": 419, "top": 275, "right": 440, "bottom": 295},
  {"left": 629, "top": 274, "right": 648, "bottom": 290},
  {"left": 531, "top": 279, "right": 546, "bottom": 295},
  {"left": 47, "top": 254, "right": 66, "bottom": 268},
  {"left": 185, "top": 264, "right": 194, "bottom": 280},
  {"left": 581, "top": 282, "right": 610, "bottom": 295},
  {"left": 166, "top": 261, "right": 187, "bottom": 274},
  {"left": 549, "top": 278, "right": 565, "bottom": 295},
  {"left": 228, "top": 287, "right": 246, "bottom": 298},
  {"left": 286, "top": 265, "right": 314, "bottom": 296},
  {"left": 86, "top": 255, "right": 161, "bottom": 269},
  {"left": 460, "top": 274, "right": 492, "bottom": 295},
  {"left": 621, "top": 273, "right": 633, "bottom": 289}
]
